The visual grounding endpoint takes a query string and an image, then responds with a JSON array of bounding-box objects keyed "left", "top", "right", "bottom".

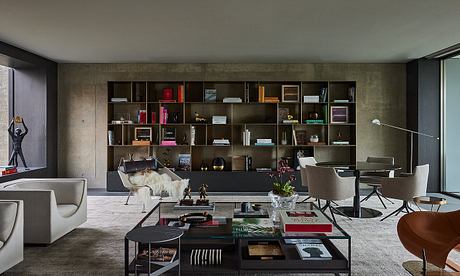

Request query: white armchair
[
  {"left": 0, "top": 200, "right": 23, "bottom": 274},
  {"left": 0, "top": 178, "right": 87, "bottom": 244}
]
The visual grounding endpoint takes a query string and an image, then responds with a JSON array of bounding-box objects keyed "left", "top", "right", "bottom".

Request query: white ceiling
[{"left": 1, "top": 0, "right": 460, "bottom": 63}]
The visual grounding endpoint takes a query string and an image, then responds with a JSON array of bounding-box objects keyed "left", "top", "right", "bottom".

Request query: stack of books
[
  {"left": 282, "top": 119, "right": 299, "bottom": 124},
  {"left": 305, "top": 119, "right": 325, "bottom": 124},
  {"left": 279, "top": 210, "right": 333, "bottom": 234},
  {"left": 213, "top": 138, "right": 230, "bottom": 146},
  {"left": 0, "top": 166, "right": 17, "bottom": 176},
  {"left": 332, "top": 141, "right": 350, "bottom": 145},
  {"left": 110, "top": 97, "right": 128, "bottom": 102},
  {"left": 159, "top": 106, "right": 168, "bottom": 124},
  {"left": 160, "top": 128, "right": 177, "bottom": 146},
  {"left": 254, "top": 139, "right": 274, "bottom": 146},
  {"left": 223, "top": 97, "right": 242, "bottom": 103},
  {"left": 264, "top": 96, "right": 279, "bottom": 103}
]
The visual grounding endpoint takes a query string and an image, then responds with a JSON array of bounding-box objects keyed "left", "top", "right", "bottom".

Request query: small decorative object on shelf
[
  {"left": 108, "top": 130, "right": 114, "bottom": 145},
  {"left": 348, "top": 86, "right": 356, "bottom": 102},
  {"left": 278, "top": 107, "right": 289, "bottom": 123},
  {"left": 204, "top": 89, "right": 217, "bottom": 102},
  {"left": 212, "top": 116, "right": 227, "bottom": 125},
  {"left": 242, "top": 129, "right": 251, "bottom": 146},
  {"left": 281, "top": 131, "right": 288, "bottom": 145},
  {"left": 319, "top": 87, "right": 328, "bottom": 102},
  {"left": 268, "top": 159, "right": 298, "bottom": 222},
  {"left": 304, "top": 95, "right": 320, "bottom": 103},
  {"left": 282, "top": 114, "right": 299, "bottom": 124},
  {"left": 190, "top": 126, "right": 196, "bottom": 145},
  {"left": 178, "top": 154, "right": 191, "bottom": 171},
  {"left": 196, "top": 183, "right": 209, "bottom": 205},
  {"left": 200, "top": 161, "right": 209, "bottom": 171},
  {"left": 212, "top": 138, "right": 230, "bottom": 146},
  {"left": 190, "top": 249, "right": 222, "bottom": 265},
  {"left": 162, "top": 87, "right": 174, "bottom": 102},
  {"left": 180, "top": 185, "right": 194, "bottom": 206},
  {"left": 168, "top": 112, "right": 180, "bottom": 124},
  {"left": 134, "top": 127, "right": 152, "bottom": 141},
  {"left": 194, "top": 112, "right": 207, "bottom": 123},
  {"left": 212, "top": 157, "right": 226, "bottom": 171},
  {"left": 308, "top": 111, "right": 319, "bottom": 120},
  {"left": 295, "top": 131, "right": 306, "bottom": 145},
  {"left": 309, "top": 134, "right": 319, "bottom": 143},
  {"left": 281, "top": 85, "right": 300, "bottom": 103},
  {"left": 8, "top": 116, "right": 29, "bottom": 168}
]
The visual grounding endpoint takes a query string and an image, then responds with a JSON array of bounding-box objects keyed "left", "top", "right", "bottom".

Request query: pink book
[
  {"left": 159, "top": 106, "right": 164, "bottom": 125},
  {"left": 160, "top": 140, "right": 177, "bottom": 146}
]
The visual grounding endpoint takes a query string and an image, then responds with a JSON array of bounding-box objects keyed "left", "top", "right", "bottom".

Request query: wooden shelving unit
[{"left": 107, "top": 80, "right": 357, "bottom": 191}]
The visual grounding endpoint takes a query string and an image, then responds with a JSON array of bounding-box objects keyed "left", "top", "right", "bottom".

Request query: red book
[
  {"left": 138, "top": 110, "right": 147, "bottom": 124},
  {"left": 159, "top": 107, "right": 164, "bottom": 125},
  {"left": 280, "top": 210, "right": 332, "bottom": 233},
  {"left": 178, "top": 84, "right": 184, "bottom": 103},
  {"left": 151, "top": 112, "right": 156, "bottom": 124},
  {"left": 2, "top": 168, "right": 17, "bottom": 175},
  {"left": 162, "top": 87, "right": 173, "bottom": 101}
]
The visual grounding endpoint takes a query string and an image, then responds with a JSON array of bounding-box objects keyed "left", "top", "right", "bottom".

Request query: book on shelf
[
  {"left": 256, "top": 139, "right": 272, "bottom": 144},
  {"left": 254, "top": 143, "right": 274, "bottom": 146},
  {"left": 137, "top": 247, "right": 177, "bottom": 265},
  {"left": 303, "top": 95, "right": 320, "bottom": 103},
  {"left": 305, "top": 119, "right": 325, "bottom": 124},
  {"left": 307, "top": 142, "right": 326, "bottom": 146},
  {"left": 132, "top": 140, "right": 150, "bottom": 146},
  {"left": 264, "top": 96, "right": 279, "bottom": 103},
  {"left": 110, "top": 97, "right": 128, "bottom": 102},
  {"left": 160, "top": 140, "right": 177, "bottom": 146},
  {"left": 278, "top": 107, "right": 289, "bottom": 123},
  {"left": 295, "top": 243, "right": 332, "bottom": 260},
  {"left": 177, "top": 84, "right": 184, "bottom": 103},
  {"left": 333, "top": 99, "right": 350, "bottom": 103},
  {"left": 177, "top": 154, "right": 191, "bottom": 171},
  {"left": 159, "top": 99, "right": 177, "bottom": 103},
  {"left": 223, "top": 97, "right": 242, "bottom": 103},
  {"left": 319, "top": 88, "right": 328, "bottom": 103},
  {"left": 212, "top": 116, "right": 227, "bottom": 124},
  {"left": 332, "top": 141, "right": 350, "bottom": 145},
  {"left": 292, "top": 129, "right": 298, "bottom": 145},
  {"left": 159, "top": 106, "right": 168, "bottom": 125},
  {"left": 282, "top": 120, "right": 299, "bottom": 124},
  {"left": 280, "top": 210, "right": 333, "bottom": 233},
  {"left": 242, "top": 129, "right": 251, "bottom": 146},
  {"left": 258, "top": 85, "right": 265, "bottom": 103},
  {"left": 212, "top": 138, "right": 230, "bottom": 146},
  {"left": 137, "top": 110, "right": 147, "bottom": 124},
  {"left": 204, "top": 89, "right": 217, "bottom": 102}
]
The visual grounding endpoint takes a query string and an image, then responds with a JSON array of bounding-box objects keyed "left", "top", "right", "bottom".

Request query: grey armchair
[
  {"left": 0, "top": 200, "right": 23, "bottom": 274},
  {"left": 303, "top": 165, "right": 355, "bottom": 223},
  {"left": 298, "top": 157, "right": 317, "bottom": 203},
  {"left": 360, "top": 156, "right": 395, "bottom": 209},
  {"left": 380, "top": 164, "right": 429, "bottom": 221},
  {"left": 0, "top": 178, "right": 87, "bottom": 244}
]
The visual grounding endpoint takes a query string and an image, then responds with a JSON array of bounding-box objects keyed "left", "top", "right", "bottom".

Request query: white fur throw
[{"left": 129, "top": 170, "right": 189, "bottom": 201}]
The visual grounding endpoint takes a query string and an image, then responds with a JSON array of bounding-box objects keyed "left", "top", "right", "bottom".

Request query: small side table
[
  {"left": 413, "top": 196, "right": 447, "bottom": 212},
  {"left": 126, "top": 225, "right": 183, "bottom": 275}
]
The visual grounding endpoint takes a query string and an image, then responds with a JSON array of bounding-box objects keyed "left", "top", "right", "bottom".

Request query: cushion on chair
[
  {"left": 0, "top": 202, "right": 18, "bottom": 244},
  {"left": 57, "top": 204, "right": 78, "bottom": 217}
]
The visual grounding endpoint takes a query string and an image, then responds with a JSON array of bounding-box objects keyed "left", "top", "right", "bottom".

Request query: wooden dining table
[{"left": 316, "top": 161, "right": 402, "bottom": 218}]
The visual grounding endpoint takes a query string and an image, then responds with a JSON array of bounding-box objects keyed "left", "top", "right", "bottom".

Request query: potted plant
[{"left": 268, "top": 159, "right": 299, "bottom": 222}]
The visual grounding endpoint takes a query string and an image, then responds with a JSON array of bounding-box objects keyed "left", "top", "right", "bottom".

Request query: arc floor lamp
[{"left": 372, "top": 119, "right": 439, "bottom": 174}]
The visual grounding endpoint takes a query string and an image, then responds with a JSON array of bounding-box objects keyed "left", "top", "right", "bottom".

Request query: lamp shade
[{"left": 372, "top": 119, "right": 381, "bottom": 125}]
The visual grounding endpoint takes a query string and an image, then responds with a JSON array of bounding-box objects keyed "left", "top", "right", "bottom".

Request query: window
[{"left": 0, "top": 65, "right": 10, "bottom": 165}]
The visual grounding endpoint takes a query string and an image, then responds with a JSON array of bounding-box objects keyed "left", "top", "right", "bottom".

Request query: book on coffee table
[
  {"left": 295, "top": 243, "right": 332, "bottom": 260},
  {"left": 280, "top": 210, "right": 333, "bottom": 233}
]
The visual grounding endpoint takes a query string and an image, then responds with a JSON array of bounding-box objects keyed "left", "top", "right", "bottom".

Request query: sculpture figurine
[
  {"left": 196, "top": 184, "right": 209, "bottom": 205},
  {"left": 194, "top": 112, "right": 207, "bottom": 123},
  {"left": 8, "top": 116, "right": 28, "bottom": 169},
  {"left": 180, "top": 185, "right": 194, "bottom": 206}
]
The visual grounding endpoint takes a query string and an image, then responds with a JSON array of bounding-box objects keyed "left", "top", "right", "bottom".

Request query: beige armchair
[
  {"left": 298, "top": 157, "right": 317, "bottom": 203},
  {"left": 0, "top": 178, "right": 87, "bottom": 244},
  {"left": 303, "top": 165, "right": 355, "bottom": 224},
  {"left": 380, "top": 164, "right": 429, "bottom": 221},
  {"left": 0, "top": 200, "right": 23, "bottom": 274},
  {"left": 360, "top": 156, "right": 395, "bottom": 209}
]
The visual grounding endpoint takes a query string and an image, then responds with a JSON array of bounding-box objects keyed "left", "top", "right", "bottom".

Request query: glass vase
[{"left": 268, "top": 190, "right": 299, "bottom": 223}]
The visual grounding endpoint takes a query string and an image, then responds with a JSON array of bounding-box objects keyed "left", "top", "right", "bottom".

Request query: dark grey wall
[
  {"left": 406, "top": 59, "right": 440, "bottom": 192},
  {"left": 0, "top": 41, "right": 58, "bottom": 180}
]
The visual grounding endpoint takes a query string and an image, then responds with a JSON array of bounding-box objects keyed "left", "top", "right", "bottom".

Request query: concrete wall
[
  {"left": 0, "top": 66, "right": 9, "bottom": 165},
  {"left": 58, "top": 64, "right": 407, "bottom": 188}
]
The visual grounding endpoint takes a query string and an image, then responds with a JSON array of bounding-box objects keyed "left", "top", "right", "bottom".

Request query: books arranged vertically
[
  {"left": 319, "top": 88, "right": 328, "bottom": 103},
  {"left": 254, "top": 139, "right": 274, "bottom": 146},
  {"left": 177, "top": 84, "right": 185, "bottom": 103},
  {"left": 137, "top": 110, "right": 147, "bottom": 124},
  {"left": 258, "top": 85, "right": 265, "bottom": 103},
  {"left": 231, "top": 155, "right": 252, "bottom": 171},
  {"left": 0, "top": 166, "right": 17, "bottom": 176},
  {"left": 280, "top": 210, "right": 333, "bottom": 234},
  {"left": 296, "top": 243, "right": 332, "bottom": 260},
  {"left": 159, "top": 106, "right": 168, "bottom": 125}
]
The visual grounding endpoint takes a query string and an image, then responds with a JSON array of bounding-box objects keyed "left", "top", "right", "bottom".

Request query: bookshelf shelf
[{"left": 107, "top": 80, "right": 357, "bottom": 191}]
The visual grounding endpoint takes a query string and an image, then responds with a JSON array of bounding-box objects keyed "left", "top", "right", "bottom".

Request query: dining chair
[
  {"left": 380, "top": 164, "right": 429, "bottom": 221},
  {"left": 360, "top": 156, "right": 395, "bottom": 209},
  {"left": 303, "top": 165, "right": 355, "bottom": 224},
  {"left": 298, "top": 157, "right": 317, "bottom": 204}
]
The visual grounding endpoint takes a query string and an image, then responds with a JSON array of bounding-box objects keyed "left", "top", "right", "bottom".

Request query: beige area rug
[{"left": 4, "top": 195, "right": 458, "bottom": 276}]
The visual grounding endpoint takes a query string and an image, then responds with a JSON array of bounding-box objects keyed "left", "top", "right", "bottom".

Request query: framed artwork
[
  {"left": 330, "top": 106, "right": 349, "bottom": 124},
  {"left": 278, "top": 107, "right": 289, "bottom": 123},
  {"left": 134, "top": 127, "right": 152, "bottom": 141},
  {"left": 204, "top": 89, "right": 217, "bottom": 102},
  {"left": 281, "top": 85, "right": 300, "bottom": 102}
]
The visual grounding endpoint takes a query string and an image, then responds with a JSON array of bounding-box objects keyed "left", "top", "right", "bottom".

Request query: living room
[{"left": 0, "top": 1, "right": 459, "bottom": 275}]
